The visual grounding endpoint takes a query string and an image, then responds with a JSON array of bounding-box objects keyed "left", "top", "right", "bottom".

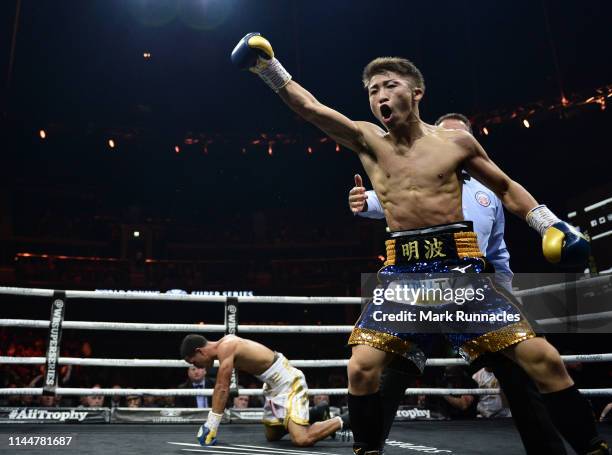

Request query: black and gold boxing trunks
[{"left": 348, "top": 221, "right": 535, "bottom": 372}]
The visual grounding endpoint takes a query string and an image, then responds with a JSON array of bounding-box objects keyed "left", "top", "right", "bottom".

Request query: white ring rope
[
  {"left": 536, "top": 310, "right": 612, "bottom": 326},
  {"left": 0, "top": 274, "right": 609, "bottom": 304},
  {"left": 3, "top": 311, "right": 612, "bottom": 333},
  {"left": 512, "top": 275, "right": 612, "bottom": 298},
  {"left": 0, "top": 287, "right": 362, "bottom": 304},
  {"left": 0, "top": 319, "right": 227, "bottom": 332},
  {"left": 2, "top": 282, "right": 610, "bottom": 401},
  {"left": 1, "top": 387, "right": 611, "bottom": 397},
  {"left": 2, "top": 354, "right": 611, "bottom": 368},
  {"left": 0, "top": 319, "right": 351, "bottom": 333},
  {"left": 0, "top": 357, "right": 342, "bottom": 368}
]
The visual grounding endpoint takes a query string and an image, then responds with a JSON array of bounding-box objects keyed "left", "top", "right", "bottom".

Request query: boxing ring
[
  {"left": 1, "top": 280, "right": 611, "bottom": 454},
  {"left": 0, "top": 421, "right": 569, "bottom": 454}
]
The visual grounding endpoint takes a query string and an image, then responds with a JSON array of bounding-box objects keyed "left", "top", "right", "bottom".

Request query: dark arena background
[{"left": 0, "top": 1, "right": 611, "bottom": 454}]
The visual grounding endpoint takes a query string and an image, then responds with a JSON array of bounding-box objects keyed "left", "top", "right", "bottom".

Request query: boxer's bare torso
[
  {"left": 186, "top": 335, "right": 289, "bottom": 416},
  {"left": 215, "top": 335, "right": 276, "bottom": 376},
  {"left": 356, "top": 123, "right": 469, "bottom": 231},
  {"left": 277, "top": 71, "right": 536, "bottom": 230}
]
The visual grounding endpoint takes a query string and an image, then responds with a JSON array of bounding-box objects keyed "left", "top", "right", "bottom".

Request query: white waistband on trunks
[{"left": 255, "top": 352, "right": 287, "bottom": 384}]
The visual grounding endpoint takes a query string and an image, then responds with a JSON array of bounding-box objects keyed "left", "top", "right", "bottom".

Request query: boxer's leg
[
  {"left": 379, "top": 367, "right": 412, "bottom": 445},
  {"left": 308, "top": 401, "right": 330, "bottom": 423},
  {"left": 503, "top": 338, "right": 571, "bottom": 392},
  {"left": 504, "top": 337, "right": 608, "bottom": 454},
  {"left": 264, "top": 424, "right": 287, "bottom": 442},
  {"left": 486, "top": 353, "right": 567, "bottom": 454},
  {"left": 348, "top": 345, "right": 393, "bottom": 453},
  {"left": 287, "top": 418, "right": 343, "bottom": 447}
]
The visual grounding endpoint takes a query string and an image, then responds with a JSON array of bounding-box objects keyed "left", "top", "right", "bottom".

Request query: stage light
[
  {"left": 522, "top": 119, "right": 530, "bottom": 128},
  {"left": 108, "top": 139, "right": 115, "bottom": 149},
  {"left": 174, "top": 145, "right": 180, "bottom": 154},
  {"left": 598, "top": 97, "right": 606, "bottom": 111},
  {"left": 39, "top": 130, "right": 46, "bottom": 139},
  {"left": 482, "top": 127, "right": 489, "bottom": 136},
  {"left": 133, "top": 231, "right": 140, "bottom": 238}
]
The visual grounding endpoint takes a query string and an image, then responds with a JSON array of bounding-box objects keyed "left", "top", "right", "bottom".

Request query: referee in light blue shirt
[{"left": 349, "top": 113, "right": 566, "bottom": 454}]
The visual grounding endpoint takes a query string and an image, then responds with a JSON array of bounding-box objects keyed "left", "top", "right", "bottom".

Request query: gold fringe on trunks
[
  {"left": 384, "top": 239, "right": 396, "bottom": 266},
  {"left": 461, "top": 319, "right": 536, "bottom": 361},
  {"left": 348, "top": 327, "right": 415, "bottom": 356},
  {"left": 453, "top": 232, "right": 478, "bottom": 240},
  {"left": 454, "top": 232, "right": 484, "bottom": 258}
]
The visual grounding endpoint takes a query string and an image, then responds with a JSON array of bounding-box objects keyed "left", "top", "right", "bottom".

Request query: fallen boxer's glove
[{"left": 197, "top": 411, "right": 223, "bottom": 446}]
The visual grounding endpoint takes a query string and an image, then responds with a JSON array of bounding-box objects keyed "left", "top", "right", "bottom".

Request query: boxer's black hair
[
  {"left": 435, "top": 113, "right": 473, "bottom": 134},
  {"left": 363, "top": 57, "right": 425, "bottom": 91},
  {"left": 180, "top": 334, "right": 208, "bottom": 360}
]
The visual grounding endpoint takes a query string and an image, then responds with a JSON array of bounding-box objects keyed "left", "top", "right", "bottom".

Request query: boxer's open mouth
[{"left": 380, "top": 104, "right": 392, "bottom": 120}]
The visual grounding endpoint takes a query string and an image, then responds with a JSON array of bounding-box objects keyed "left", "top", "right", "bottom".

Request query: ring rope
[
  {"left": 0, "top": 274, "right": 608, "bottom": 304},
  {"left": 0, "top": 287, "right": 361, "bottom": 304},
  {"left": 2, "top": 354, "right": 610, "bottom": 368},
  {"left": 536, "top": 310, "right": 612, "bottom": 326},
  {"left": 2, "top": 281, "right": 610, "bottom": 401},
  {"left": 0, "top": 319, "right": 227, "bottom": 332},
  {"left": 0, "top": 356, "right": 348, "bottom": 368},
  {"left": 1, "top": 387, "right": 611, "bottom": 397},
  {"left": 0, "top": 319, "right": 351, "bottom": 333},
  {"left": 3, "top": 311, "right": 612, "bottom": 333},
  {"left": 511, "top": 275, "right": 611, "bottom": 298}
]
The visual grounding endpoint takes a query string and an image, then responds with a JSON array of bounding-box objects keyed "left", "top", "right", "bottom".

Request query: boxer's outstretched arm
[
  {"left": 277, "top": 81, "right": 368, "bottom": 153},
  {"left": 231, "top": 33, "right": 369, "bottom": 154},
  {"left": 461, "top": 131, "right": 589, "bottom": 266}
]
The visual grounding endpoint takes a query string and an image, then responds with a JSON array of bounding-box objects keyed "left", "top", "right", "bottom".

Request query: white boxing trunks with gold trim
[{"left": 256, "top": 352, "right": 309, "bottom": 428}]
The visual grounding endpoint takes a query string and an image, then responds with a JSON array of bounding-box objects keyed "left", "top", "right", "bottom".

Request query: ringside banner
[{"left": 0, "top": 407, "right": 109, "bottom": 424}]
